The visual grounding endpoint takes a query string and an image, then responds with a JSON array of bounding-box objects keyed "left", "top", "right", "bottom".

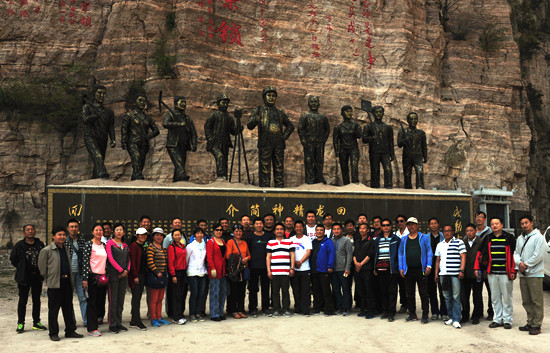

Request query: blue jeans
[
  {"left": 72, "top": 271, "right": 88, "bottom": 326},
  {"left": 331, "top": 271, "right": 352, "bottom": 311},
  {"left": 188, "top": 276, "right": 206, "bottom": 317},
  {"left": 209, "top": 278, "right": 227, "bottom": 318},
  {"left": 440, "top": 275, "right": 461, "bottom": 322}
]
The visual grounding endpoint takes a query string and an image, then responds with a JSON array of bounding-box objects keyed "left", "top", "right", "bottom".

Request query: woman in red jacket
[
  {"left": 206, "top": 223, "right": 227, "bottom": 321},
  {"left": 167, "top": 229, "right": 188, "bottom": 325}
]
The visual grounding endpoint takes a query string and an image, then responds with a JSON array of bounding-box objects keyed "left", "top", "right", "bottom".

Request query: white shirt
[
  {"left": 186, "top": 240, "right": 207, "bottom": 276},
  {"left": 306, "top": 225, "right": 316, "bottom": 239},
  {"left": 290, "top": 235, "right": 312, "bottom": 271},
  {"left": 396, "top": 228, "right": 409, "bottom": 238}
]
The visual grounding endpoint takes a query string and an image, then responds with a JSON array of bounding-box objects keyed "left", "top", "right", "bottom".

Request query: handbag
[
  {"left": 226, "top": 254, "right": 242, "bottom": 282},
  {"left": 233, "top": 238, "right": 250, "bottom": 281},
  {"left": 146, "top": 271, "right": 168, "bottom": 289},
  {"left": 93, "top": 274, "right": 109, "bottom": 287}
]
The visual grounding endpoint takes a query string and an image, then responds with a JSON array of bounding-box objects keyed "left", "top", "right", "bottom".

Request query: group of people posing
[
  {"left": 83, "top": 85, "right": 427, "bottom": 189},
  {"left": 11, "top": 210, "right": 547, "bottom": 341}
]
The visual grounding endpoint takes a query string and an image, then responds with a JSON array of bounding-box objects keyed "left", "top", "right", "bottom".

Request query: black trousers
[
  {"left": 17, "top": 274, "right": 43, "bottom": 325},
  {"left": 303, "top": 142, "right": 325, "bottom": 184},
  {"left": 130, "top": 274, "right": 145, "bottom": 324},
  {"left": 398, "top": 275, "right": 407, "bottom": 307},
  {"left": 167, "top": 145, "right": 190, "bottom": 181},
  {"left": 271, "top": 275, "right": 290, "bottom": 312},
  {"left": 461, "top": 278, "right": 484, "bottom": 320},
  {"left": 84, "top": 135, "right": 108, "bottom": 178},
  {"left": 370, "top": 152, "right": 392, "bottom": 188},
  {"left": 311, "top": 272, "right": 334, "bottom": 314},
  {"left": 403, "top": 156, "right": 424, "bottom": 189},
  {"left": 377, "top": 271, "right": 398, "bottom": 316},
  {"left": 248, "top": 268, "right": 270, "bottom": 312},
  {"left": 258, "top": 145, "right": 285, "bottom": 187},
  {"left": 47, "top": 277, "right": 76, "bottom": 337},
  {"left": 170, "top": 270, "right": 188, "bottom": 321},
  {"left": 227, "top": 280, "right": 246, "bottom": 313},
  {"left": 355, "top": 271, "right": 375, "bottom": 314},
  {"left": 210, "top": 144, "right": 230, "bottom": 178},
  {"left": 338, "top": 148, "right": 359, "bottom": 185},
  {"left": 87, "top": 274, "right": 107, "bottom": 332},
  {"left": 107, "top": 274, "right": 127, "bottom": 328},
  {"left": 427, "top": 271, "right": 447, "bottom": 316},
  {"left": 127, "top": 142, "right": 149, "bottom": 180},
  {"left": 291, "top": 270, "right": 311, "bottom": 314},
  {"left": 404, "top": 268, "right": 429, "bottom": 317}
]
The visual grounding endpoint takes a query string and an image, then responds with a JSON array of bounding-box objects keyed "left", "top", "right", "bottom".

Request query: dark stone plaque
[{"left": 48, "top": 185, "right": 472, "bottom": 238}]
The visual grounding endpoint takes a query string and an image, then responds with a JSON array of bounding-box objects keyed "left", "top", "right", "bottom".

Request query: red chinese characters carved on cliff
[{"left": 58, "top": 0, "right": 92, "bottom": 27}]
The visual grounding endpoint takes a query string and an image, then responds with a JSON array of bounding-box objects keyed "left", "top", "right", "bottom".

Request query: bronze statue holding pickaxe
[{"left": 160, "top": 93, "right": 197, "bottom": 182}]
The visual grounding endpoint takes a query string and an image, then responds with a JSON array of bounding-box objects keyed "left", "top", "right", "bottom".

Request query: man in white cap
[{"left": 398, "top": 217, "right": 432, "bottom": 324}]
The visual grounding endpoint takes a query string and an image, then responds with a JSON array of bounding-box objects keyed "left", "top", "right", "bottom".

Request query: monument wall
[{"left": 0, "top": 0, "right": 536, "bottom": 244}]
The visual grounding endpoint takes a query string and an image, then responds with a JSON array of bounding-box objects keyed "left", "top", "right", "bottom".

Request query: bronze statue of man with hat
[
  {"left": 204, "top": 93, "right": 238, "bottom": 180},
  {"left": 247, "top": 86, "right": 294, "bottom": 187},
  {"left": 163, "top": 96, "right": 197, "bottom": 182}
]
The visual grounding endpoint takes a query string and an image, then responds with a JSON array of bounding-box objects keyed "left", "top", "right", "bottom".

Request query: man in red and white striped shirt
[{"left": 267, "top": 223, "right": 295, "bottom": 317}]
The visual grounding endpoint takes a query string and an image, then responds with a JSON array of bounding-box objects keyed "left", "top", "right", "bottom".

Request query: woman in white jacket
[{"left": 186, "top": 228, "right": 208, "bottom": 323}]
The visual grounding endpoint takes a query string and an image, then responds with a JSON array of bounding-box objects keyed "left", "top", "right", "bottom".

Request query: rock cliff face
[{"left": 0, "top": 0, "right": 536, "bottom": 244}]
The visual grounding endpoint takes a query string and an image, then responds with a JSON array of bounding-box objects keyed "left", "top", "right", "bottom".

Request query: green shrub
[
  {"left": 479, "top": 23, "right": 506, "bottom": 53},
  {"left": 154, "top": 39, "right": 176, "bottom": 78},
  {"left": 0, "top": 67, "right": 86, "bottom": 133},
  {"left": 166, "top": 12, "right": 176, "bottom": 31}
]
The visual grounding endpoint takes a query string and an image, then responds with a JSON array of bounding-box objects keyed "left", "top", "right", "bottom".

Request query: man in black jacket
[
  {"left": 10, "top": 224, "right": 46, "bottom": 333},
  {"left": 461, "top": 223, "right": 483, "bottom": 325},
  {"left": 163, "top": 96, "right": 197, "bottom": 181},
  {"left": 205, "top": 93, "right": 237, "bottom": 180}
]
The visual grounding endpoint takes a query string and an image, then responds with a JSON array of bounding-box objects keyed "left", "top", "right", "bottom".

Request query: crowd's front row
[{"left": 10, "top": 212, "right": 547, "bottom": 341}]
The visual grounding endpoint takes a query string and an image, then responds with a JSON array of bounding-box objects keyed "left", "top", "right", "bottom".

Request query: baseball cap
[
  {"left": 136, "top": 227, "right": 148, "bottom": 235},
  {"left": 406, "top": 217, "right": 419, "bottom": 224}
]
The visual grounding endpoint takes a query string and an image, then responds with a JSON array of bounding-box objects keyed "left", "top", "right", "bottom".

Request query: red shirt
[{"left": 167, "top": 243, "right": 187, "bottom": 277}]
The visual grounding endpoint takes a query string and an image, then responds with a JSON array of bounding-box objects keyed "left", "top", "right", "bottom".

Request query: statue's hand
[
  {"left": 192, "top": 146, "right": 197, "bottom": 152},
  {"left": 121, "top": 144, "right": 127, "bottom": 151},
  {"left": 110, "top": 141, "right": 116, "bottom": 148},
  {"left": 390, "top": 155, "right": 395, "bottom": 162},
  {"left": 423, "top": 157, "right": 428, "bottom": 163}
]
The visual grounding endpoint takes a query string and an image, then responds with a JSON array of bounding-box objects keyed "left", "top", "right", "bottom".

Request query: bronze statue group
[{"left": 84, "top": 85, "right": 427, "bottom": 188}]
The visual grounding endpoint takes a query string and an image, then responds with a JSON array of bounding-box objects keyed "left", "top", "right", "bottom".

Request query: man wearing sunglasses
[{"left": 373, "top": 219, "right": 401, "bottom": 322}]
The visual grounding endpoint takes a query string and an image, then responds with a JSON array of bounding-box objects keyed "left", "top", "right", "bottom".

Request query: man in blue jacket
[
  {"left": 398, "top": 217, "right": 433, "bottom": 323},
  {"left": 310, "top": 224, "right": 335, "bottom": 316},
  {"left": 373, "top": 219, "right": 401, "bottom": 322}
]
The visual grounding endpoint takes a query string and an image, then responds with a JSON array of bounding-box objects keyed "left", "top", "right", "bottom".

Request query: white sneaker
[
  {"left": 453, "top": 321, "right": 461, "bottom": 329},
  {"left": 177, "top": 318, "right": 187, "bottom": 325},
  {"left": 445, "top": 319, "right": 453, "bottom": 325}
]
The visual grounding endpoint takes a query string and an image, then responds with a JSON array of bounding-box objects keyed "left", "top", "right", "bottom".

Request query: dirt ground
[{"left": 0, "top": 271, "right": 548, "bottom": 353}]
